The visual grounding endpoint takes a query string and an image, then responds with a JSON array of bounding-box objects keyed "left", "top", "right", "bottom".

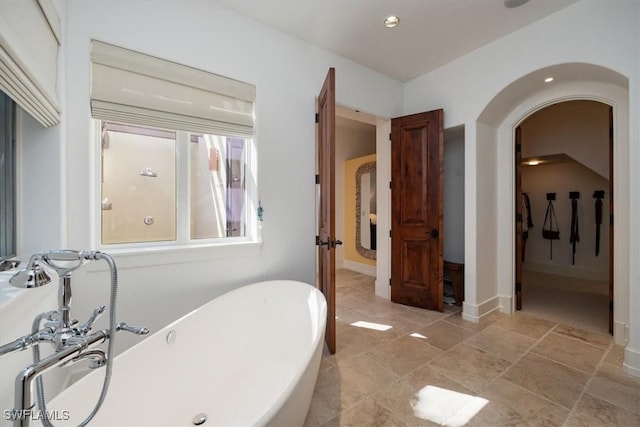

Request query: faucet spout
[{"left": 13, "top": 330, "right": 108, "bottom": 427}]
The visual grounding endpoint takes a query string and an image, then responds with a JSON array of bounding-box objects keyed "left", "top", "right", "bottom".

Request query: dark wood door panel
[
  {"left": 398, "top": 125, "right": 430, "bottom": 225},
  {"left": 317, "top": 68, "right": 336, "bottom": 354},
  {"left": 391, "top": 236, "right": 439, "bottom": 307},
  {"left": 391, "top": 109, "right": 443, "bottom": 312}
]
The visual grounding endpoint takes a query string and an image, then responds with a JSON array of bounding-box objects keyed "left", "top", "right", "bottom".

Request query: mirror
[{"left": 355, "top": 162, "right": 376, "bottom": 260}]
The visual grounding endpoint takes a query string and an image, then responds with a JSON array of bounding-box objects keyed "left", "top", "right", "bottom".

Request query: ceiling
[{"left": 216, "top": 0, "right": 578, "bottom": 82}]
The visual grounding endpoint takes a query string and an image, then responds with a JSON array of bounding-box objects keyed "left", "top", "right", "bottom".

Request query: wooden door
[
  {"left": 515, "top": 126, "right": 523, "bottom": 310},
  {"left": 390, "top": 110, "right": 443, "bottom": 311},
  {"left": 317, "top": 68, "right": 337, "bottom": 354}
]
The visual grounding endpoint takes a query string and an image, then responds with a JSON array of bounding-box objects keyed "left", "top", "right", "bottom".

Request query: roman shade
[
  {"left": 90, "top": 41, "right": 255, "bottom": 137},
  {"left": 0, "top": 0, "right": 62, "bottom": 127}
]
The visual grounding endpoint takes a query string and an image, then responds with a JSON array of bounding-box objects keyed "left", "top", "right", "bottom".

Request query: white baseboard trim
[
  {"left": 462, "top": 296, "right": 501, "bottom": 323},
  {"left": 614, "top": 320, "right": 628, "bottom": 346},
  {"left": 523, "top": 261, "right": 607, "bottom": 282},
  {"left": 343, "top": 260, "right": 376, "bottom": 277},
  {"left": 498, "top": 295, "right": 513, "bottom": 313},
  {"left": 623, "top": 346, "right": 640, "bottom": 378}
]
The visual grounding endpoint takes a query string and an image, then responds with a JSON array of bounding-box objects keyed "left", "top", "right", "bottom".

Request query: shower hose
[{"left": 31, "top": 251, "right": 118, "bottom": 427}]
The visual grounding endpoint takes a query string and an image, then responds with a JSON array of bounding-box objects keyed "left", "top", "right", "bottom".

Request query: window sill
[{"left": 85, "top": 239, "right": 262, "bottom": 273}]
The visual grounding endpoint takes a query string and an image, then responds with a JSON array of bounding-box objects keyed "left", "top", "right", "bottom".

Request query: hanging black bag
[
  {"left": 542, "top": 193, "right": 559, "bottom": 259},
  {"left": 569, "top": 192, "right": 580, "bottom": 265},
  {"left": 542, "top": 196, "right": 560, "bottom": 240}
]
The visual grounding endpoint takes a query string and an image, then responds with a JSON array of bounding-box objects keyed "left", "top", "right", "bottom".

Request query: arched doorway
[
  {"left": 514, "top": 100, "right": 612, "bottom": 334},
  {"left": 475, "top": 62, "right": 630, "bottom": 345}
]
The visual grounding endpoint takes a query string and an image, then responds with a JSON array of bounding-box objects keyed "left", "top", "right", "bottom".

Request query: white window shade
[
  {"left": 0, "top": 0, "right": 62, "bottom": 127},
  {"left": 91, "top": 41, "right": 255, "bottom": 137}
]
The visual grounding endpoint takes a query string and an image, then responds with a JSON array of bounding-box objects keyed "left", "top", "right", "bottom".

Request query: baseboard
[
  {"left": 498, "top": 295, "right": 513, "bottom": 313},
  {"left": 462, "top": 296, "right": 501, "bottom": 323},
  {"left": 343, "top": 260, "right": 376, "bottom": 277},
  {"left": 623, "top": 346, "right": 640, "bottom": 378},
  {"left": 523, "top": 261, "right": 607, "bottom": 282},
  {"left": 614, "top": 320, "right": 628, "bottom": 346}
]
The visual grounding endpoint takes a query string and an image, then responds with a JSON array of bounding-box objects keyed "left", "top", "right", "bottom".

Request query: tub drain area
[{"left": 192, "top": 413, "right": 207, "bottom": 425}]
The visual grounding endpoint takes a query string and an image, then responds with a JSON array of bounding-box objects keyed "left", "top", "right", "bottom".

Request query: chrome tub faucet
[{"left": 0, "top": 250, "right": 149, "bottom": 427}]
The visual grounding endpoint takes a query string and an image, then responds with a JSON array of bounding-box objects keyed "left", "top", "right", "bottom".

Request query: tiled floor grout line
[
  {"left": 476, "top": 323, "right": 563, "bottom": 403},
  {"left": 561, "top": 339, "right": 616, "bottom": 427}
]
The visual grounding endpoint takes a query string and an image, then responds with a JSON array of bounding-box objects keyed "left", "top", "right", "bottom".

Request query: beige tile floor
[{"left": 304, "top": 269, "right": 640, "bottom": 427}]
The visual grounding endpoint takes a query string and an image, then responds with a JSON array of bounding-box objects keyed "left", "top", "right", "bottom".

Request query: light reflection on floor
[
  {"left": 411, "top": 385, "right": 489, "bottom": 427},
  {"left": 350, "top": 320, "right": 393, "bottom": 331}
]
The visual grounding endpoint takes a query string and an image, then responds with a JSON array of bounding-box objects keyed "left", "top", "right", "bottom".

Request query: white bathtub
[{"left": 48, "top": 280, "right": 327, "bottom": 426}]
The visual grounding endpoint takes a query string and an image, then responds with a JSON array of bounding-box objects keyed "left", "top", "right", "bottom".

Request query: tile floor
[{"left": 304, "top": 269, "right": 640, "bottom": 427}]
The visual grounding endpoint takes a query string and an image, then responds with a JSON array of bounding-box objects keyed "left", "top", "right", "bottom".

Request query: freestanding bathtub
[{"left": 47, "top": 280, "right": 327, "bottom": 426}]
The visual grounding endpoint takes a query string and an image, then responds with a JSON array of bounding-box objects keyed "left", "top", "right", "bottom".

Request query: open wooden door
[
  {"left": 515, "top": 126, "right": 523, "bottom": 310},
  {"left": 390, "top": 110, "right": 443, "bottom": 311},
  {"left": 316, "top": 68, "right": 338, "bottom": 354}
]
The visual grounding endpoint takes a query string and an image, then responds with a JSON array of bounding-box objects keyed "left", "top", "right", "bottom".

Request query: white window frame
[{"left": 92, "top": 120, "right": 260, "bottom": 255}]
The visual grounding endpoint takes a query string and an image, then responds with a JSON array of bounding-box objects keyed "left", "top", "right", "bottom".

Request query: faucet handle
[
  {"left": 116, "top": 322, "right": 150, "bottom": 336},
  {"left": 77, "top": 305, "right": 106, "bottom": 334}
]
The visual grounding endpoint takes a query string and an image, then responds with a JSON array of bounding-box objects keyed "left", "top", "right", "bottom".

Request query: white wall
[
  {"left": 521, "top": 100, "right": 610, "bottom": 178},
  {"left": 403, "top": 0, "right": 639, "bottom": 373},
  {"left": 443, "top": 134, "right": 465, "bottom": 264},
  {"left": 60, "top": 0, "right": 402, "bottom": 337}
]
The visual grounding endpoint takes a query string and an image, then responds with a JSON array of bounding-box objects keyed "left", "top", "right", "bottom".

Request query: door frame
[{"left": 334, "top": 104, "right": 392, "bottom": 300}]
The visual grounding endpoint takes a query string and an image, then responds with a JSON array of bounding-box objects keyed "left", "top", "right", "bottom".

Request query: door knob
[
  {"left": 332, "top": 239, "right": 343, "bottom": 248},
  {"left": 430, "top": 229, "right": 439, "bottom": 239}
]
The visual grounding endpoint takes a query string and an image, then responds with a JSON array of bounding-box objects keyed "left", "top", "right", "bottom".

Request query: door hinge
[
  {"left": 389, "top": 230, "right": 392, "bottom": 238},
  {"left": 609, "top": 300, "right": 614, "bottom": 311},
  {"left": 315, "top": 235, "right": 320, "bottom": 246},
  {"left": 516, "top": 213, "right": 523, "bottom": 222},
  {"left": 515, "top": 142, "right": 522, "bottom": 153},
  {"left": 315, "top": 174, "right": 320, "bottom": 184},
  {"left": 389, "top": 181, "right": 392, "bottom": 189},
  {"left": 610, "top": 213, "right": 614, "bottom": 225},
  {"left": 389, "top": 133, "right": 392, "bottom": 141},
  {"left": 515, "top": 282, "right": 522, "bottom": 292},
  {"left": 315, "top": 113, "right": 319, "bottom": 123},
  {"left": 389, "top": 278, "right": 392, "bottom": 286}
]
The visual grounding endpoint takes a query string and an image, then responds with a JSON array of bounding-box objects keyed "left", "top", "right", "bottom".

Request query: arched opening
[
  {"left": 515, "top": 100, "right": 612, "bottom": 334},
  {"left": 475, "top": 62, "right": 629, "bottom": 345}
]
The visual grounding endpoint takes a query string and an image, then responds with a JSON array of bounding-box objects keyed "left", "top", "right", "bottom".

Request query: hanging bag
[
  {"left": 542, "top": 194, "right": 559, "bottom": 259},
  {"left": 542, "top": 200, "right": 560, "bottom": 240}
]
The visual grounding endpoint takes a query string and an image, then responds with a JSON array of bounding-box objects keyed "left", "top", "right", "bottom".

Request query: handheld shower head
[
  {"left": 9, "top": 260, "right": 53, "bottom": 289},
  {"left": 9, "top": 250, "right": 103, "bottom": 290}
]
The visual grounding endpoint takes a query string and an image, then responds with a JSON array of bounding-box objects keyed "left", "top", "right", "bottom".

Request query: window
[
  {"left": 91, "top": 41, "right": 256, "bottom": 247},
  {"left": 100, "top": 122, "right": 250, "bottom": 245},
  {"left": 0, "top": 91, "right": 17, "bottom": 257}
]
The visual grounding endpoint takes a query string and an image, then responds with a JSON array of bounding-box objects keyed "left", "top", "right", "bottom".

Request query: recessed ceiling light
[
  {"left": 504, "top": 0, "right": 530, "bottom": 8},
  {"left": 544, "top": 77, "right": 554, "bottom": 83},
  {"left": 527, "top": 160, "right": 541, "bottom": 166},
  {"left": 384, "top": 15, "right": 400, "bottom": 28}
]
